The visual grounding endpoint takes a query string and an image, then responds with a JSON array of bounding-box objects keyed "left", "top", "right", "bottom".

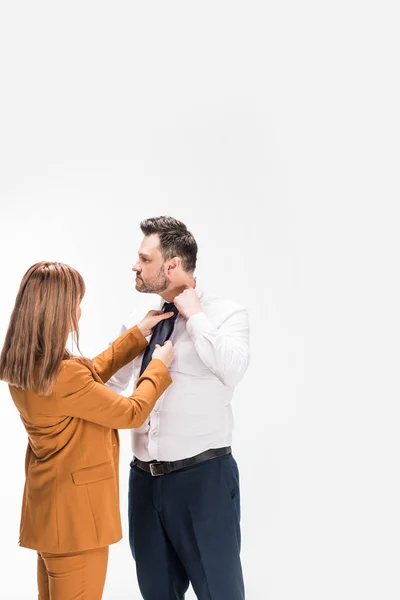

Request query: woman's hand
[
  {"left": 152, "top": 340, "right": 175, "bottom": 368},
  {"left": 138, "top": 310, "right": 174, "bottom": 338}
]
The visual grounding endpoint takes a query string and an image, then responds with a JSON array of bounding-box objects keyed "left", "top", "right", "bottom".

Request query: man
[{"left": 107, "top": 216, "right": 250, "bottom": 600}]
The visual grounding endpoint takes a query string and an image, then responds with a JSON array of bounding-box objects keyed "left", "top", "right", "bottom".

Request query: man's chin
[
  {"left": 135, "top": 280, "right": 150, "bottom": 293},
  {"left": 135, "top": 279, "right": 167, "bottom": 294}
]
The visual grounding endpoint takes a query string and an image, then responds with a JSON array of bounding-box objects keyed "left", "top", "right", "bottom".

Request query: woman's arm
[
  {"left": 92, "top": 311, "right": 174, "bottom": 383},
  {"left": 58, "top": 358, "right": 171, "bottom": 428},
  {"left": 92, "top": 326, "right": 148, "bottom": 383}
]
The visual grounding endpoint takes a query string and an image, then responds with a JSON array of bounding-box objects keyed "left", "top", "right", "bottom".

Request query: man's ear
[{"left": 167, "top": 257, "right": 181, "bottom": 272}]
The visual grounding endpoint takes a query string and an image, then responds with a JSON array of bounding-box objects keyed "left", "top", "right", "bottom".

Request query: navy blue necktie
[{"left": 139, "top": 302, "right": 179, "bottom": 376}]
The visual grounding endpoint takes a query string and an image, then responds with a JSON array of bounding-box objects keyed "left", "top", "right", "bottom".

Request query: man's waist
[{"left": 132, "top": 446, "right": 232, "bottom": 476}]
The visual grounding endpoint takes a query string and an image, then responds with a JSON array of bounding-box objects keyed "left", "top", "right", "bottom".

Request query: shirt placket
[{"left": 147, "top": 410, "right": 160, "bottom": 459}]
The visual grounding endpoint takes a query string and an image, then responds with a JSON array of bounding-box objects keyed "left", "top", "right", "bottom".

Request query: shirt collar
[{"left": 193, "top": 278, "right": 205, "bottom": 300}]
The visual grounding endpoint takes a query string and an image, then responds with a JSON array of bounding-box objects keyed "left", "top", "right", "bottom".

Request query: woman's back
[
  {"left": 10, "top": 331, "right": 172, "bottom": 554},
  {"left": 0, "top": 261, "right": 174, "bottom": 599}
]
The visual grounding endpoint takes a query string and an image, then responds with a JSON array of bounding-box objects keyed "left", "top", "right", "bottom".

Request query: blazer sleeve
[
  {"left": 92, "top": 325, "right": 148, "bottom": 383},
  {"left": 57, "top": 358, "right": 172, "bottom": 429}
]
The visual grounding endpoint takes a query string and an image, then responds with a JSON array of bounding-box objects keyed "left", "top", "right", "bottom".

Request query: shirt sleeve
[
  {"left": 185, "top": 306, "right": 250, "bottom": 388},
  {"left": 58, "top": 359, "right": 172, "bottom": 429}
]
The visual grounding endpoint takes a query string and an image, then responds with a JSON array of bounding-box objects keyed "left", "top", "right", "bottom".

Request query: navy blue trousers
[{"left": 128, "top": 453, "right": 245, "bottom": 600}]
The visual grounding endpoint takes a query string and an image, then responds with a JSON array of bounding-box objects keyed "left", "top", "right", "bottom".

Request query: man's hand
[{"left": 174, "top": 288, "right": 202, "bottom": 320}]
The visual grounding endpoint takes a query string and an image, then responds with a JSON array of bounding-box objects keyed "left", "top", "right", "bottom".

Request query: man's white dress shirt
[{"left": 107, "top": 285, "right": 250, "bottom": 462}]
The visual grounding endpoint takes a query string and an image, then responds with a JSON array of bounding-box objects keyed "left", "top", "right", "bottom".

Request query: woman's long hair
[{"left": 0, "top": 262, "right": 85, "bottom": 395}]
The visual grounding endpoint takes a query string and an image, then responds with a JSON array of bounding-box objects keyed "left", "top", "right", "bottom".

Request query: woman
[{"left": 0, "top": 261, "right": 175, "bottom": 599}]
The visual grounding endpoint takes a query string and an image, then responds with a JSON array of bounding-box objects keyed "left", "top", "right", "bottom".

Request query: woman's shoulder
[{"left": 58, "top": 358, "right": 95, "bottom": 388}]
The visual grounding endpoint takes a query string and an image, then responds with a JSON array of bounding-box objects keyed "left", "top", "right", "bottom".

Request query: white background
[{"left": 0, "top": 1, "right": 399, "bottom": 599}]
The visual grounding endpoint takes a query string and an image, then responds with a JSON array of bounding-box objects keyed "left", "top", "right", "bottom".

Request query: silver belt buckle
[{"left": 149, "top": 462, "right": 164, "bottom": 476}]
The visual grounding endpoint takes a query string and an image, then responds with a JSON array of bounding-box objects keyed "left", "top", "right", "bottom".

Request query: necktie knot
[{"left": 163, "top": 302, "right": 179, "bottom": 316}]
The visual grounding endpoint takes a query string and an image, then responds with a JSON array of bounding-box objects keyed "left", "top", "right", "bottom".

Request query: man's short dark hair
[{"left": 140, "top": 216, "right": 198, "bottom": 273}]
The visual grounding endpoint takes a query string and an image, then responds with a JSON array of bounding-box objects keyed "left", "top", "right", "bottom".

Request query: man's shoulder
[{"left": 201, "top": 290, "right": 248, "bottom": 316}]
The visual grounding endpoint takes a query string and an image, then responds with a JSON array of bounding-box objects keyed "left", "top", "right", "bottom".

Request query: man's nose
[{"left": 132, "top": 264, "right": 140, "bottom": 272}]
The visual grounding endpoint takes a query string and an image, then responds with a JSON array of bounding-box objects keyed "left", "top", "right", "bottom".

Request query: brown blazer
[{"left": 9, "top": 326, "right": 172, "bottom": 554}]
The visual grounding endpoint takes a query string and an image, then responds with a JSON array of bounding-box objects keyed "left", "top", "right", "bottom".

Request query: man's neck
[{"left": 160, "top": 277, "right": 196, "bottom": 303}]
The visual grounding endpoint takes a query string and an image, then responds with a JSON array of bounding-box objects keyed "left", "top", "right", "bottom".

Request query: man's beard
[{"left": 136, "top": 267, "right": 169, "bottom": 294}]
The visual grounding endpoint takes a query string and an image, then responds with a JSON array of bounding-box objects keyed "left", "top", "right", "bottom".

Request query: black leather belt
[{"left": 132, "top": 446, "right": 231, "bottom": 476}]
